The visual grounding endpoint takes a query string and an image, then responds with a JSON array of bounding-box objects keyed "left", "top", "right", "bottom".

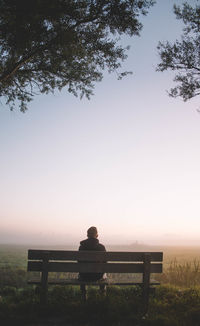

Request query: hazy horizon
[{"left": 1, "top": 229, "right": 200, "bottom": 247}]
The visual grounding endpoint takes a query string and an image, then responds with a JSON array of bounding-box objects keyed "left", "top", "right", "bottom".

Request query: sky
[{"left": 1, "top": 0, "right": 200, "bottom": 247}]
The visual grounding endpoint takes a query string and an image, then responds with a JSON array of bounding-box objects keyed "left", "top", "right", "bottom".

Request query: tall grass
[{"left": 156, "top": 259, "right": 200, "bottom": 287}]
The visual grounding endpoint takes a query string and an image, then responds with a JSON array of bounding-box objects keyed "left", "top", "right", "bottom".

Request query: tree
[
  {"left": 157, "top": 2, "right": 200, "bottom": 102},
  {"left": 0, "top": 0, "right": 155, "bottom": 112}
]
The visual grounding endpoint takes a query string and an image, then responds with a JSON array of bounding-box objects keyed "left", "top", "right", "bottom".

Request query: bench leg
[
  {"left": 142, "top": 287, "right": 149, "bottom": 315},
  {"left": 80, "top": 284, "right": 87, "bottom": 301},
  {"left": 40, "top": 257, "right": 49, "bottom": 305},
  {"left": 99, "top": 284, "right": 106, "bottom": 295},
  {"left": 142, "top": 254, "right": 151, "bottom": 315},
  {"left": 41, "top": 286, "right": 48, "bottom": 305},
  {"left": 41, "top": 270, "right": 48, "bottom": 305}
]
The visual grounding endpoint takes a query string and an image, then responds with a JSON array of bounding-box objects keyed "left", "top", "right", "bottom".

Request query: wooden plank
[
  {"left": 28, "top": 250, "right": 163, "bottom": 262},
  {"left": 28, "top": 278, "right": 160, "bottom": 286},
  {"left": 28, "top": 261, "right": 162, "bottom": 273}
]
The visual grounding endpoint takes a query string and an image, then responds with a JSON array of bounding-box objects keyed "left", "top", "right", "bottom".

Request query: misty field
[{"left": 0, "top": 244, "right": 200, "bottom": 325}]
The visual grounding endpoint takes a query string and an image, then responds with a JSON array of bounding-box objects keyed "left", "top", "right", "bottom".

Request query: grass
[
  {"left": 1, "top": 244, "right": 200, "bottom": 325},
  {"left": 156, "top": 259, "right": 200, "bottom": 287},
  {"left": 0, "top": 285, "right": 200, "bottom": 325}
]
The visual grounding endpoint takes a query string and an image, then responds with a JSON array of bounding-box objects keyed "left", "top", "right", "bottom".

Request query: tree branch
[{"left": 0, "top": 46, "right": 45, "bottom": 82}]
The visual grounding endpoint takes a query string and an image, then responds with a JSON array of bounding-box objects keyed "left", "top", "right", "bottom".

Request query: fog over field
[
  {"left": 0, "top": 229, "right": 200, "bottom": 248},
  {"left": 1, "top": 243, "right": 200, "bottom": 268}
]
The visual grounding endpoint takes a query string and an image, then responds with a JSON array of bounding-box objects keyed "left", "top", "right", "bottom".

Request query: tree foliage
[
  {"left": 157, "top": 2, "right": 200, "bottom": 102},
  {"left": 0, "top": 0, "right": 154, "bottom": 112}
]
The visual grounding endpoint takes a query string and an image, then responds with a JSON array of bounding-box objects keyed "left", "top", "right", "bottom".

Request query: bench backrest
[{"left": 28, "top": 250, "right": 163, "bottom": 274}]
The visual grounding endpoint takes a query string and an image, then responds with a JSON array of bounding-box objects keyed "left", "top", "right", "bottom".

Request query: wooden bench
[{"left": 27, "top": 249, "right": 163, "bottom": 313}]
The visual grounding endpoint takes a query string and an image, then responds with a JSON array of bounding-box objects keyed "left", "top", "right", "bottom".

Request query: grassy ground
[
  {"left": 0, "top": 285, "right": 200, "bottom": 325},
  {"left": 0, "top": 244, "right": 200, "bottom": 325}
]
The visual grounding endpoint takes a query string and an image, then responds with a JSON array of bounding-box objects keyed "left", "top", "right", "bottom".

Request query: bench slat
[
  {"left": 28, "top": 261, "right": 162, "bottom": 273},
  {"left": 28, "top": 278, "right": 160, "bottom": 286},
  {"left": 28, "top": 250, "right": 163, "bottom": 262}
]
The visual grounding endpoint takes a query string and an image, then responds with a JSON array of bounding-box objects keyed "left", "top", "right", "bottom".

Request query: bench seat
[{"left": 28, "top": 278, "right": 160, "bottom": 286}]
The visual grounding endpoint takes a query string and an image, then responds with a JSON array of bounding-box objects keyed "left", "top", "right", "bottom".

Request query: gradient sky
[{"left": 1, "top": 0, "right": 200, "bottom": 246}]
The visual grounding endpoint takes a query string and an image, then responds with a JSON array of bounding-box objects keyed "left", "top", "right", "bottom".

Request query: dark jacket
[{"left": 78, "top": 238, "right": 106, "bottom": 281}]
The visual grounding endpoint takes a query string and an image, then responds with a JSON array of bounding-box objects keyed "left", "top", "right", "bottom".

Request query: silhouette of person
[{"left": 78, "top": 226, "right": 106, "bottom": 282}]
